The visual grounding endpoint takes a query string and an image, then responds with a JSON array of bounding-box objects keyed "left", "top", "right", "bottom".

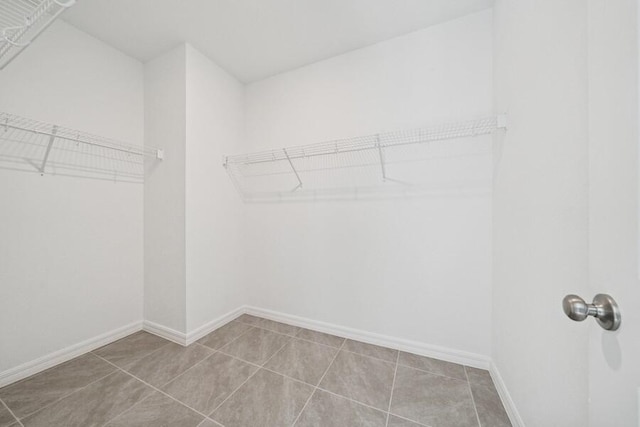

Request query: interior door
[{"left": 586, "top": 0, "right": 640, "bottom": 425}]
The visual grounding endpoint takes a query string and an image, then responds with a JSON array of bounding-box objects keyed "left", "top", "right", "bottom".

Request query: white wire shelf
[
  {"left": 0, "top": 112, "right": 163, "bottom": 182},
  {"left": 0, "top": 0, "right": 75, "bottom": 70},
  {"left": 224, "top": 115, "right": 506, "bottom": 201}
]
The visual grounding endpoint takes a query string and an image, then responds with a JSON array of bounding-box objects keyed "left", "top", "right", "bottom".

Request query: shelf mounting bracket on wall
[
  {"left": 375, "top": 136, "right": 387, "bottom": 182},
  {"left": 283, "top": 148, "right": 303, "bottom": 192},
  {"left": 39, "top": 125, "right": 57, "bottom": 174}
]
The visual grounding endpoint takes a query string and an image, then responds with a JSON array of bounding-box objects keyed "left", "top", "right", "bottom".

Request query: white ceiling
[{"left": 62, "top": 0, "right": 493, "bottom": 83}]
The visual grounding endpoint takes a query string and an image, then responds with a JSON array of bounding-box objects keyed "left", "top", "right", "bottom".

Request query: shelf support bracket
[
  {"left": 39, "top": 125, "right": 58, "bottom": 175},
  {"left": 376, "top": 137, "right": 387, "bottom": 182},
  {"left": 283, "top": 148, "right": 303, "bottom": 192}
]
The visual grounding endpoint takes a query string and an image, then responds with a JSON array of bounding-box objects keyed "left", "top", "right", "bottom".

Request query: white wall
[
  {"left": 144, "top": 45, "right": 187, "bottom": 333},
  {"left": 242, "top": 10, "right": 493, "bottom": 358},
  {"left": 492, "top": 1, "right": 590, "bottom": 425},
  {"left": 143, "top": 44, "right": 246, "bottom": 336},
  {"left": 185, "top": 45, "right": 246, "bottom": 332},
  {"left": 0, "top": 22, "right": 144, "bottom": 372}
]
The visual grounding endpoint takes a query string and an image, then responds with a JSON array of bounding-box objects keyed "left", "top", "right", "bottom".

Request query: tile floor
[{"left": 0, "top": 315, "right": 511, "bottom": 427}]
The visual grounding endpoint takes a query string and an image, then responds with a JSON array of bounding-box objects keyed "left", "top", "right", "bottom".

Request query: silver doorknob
[{"left": 562, "top": 294, "right": 621, "bottom": 331}]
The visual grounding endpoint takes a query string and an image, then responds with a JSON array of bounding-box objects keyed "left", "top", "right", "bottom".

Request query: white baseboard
[
  {"left": 490, "top": 362, "right": 525, "bottom": 427},
  {"left": 185, "top": 306, "right": 245, "bottom": 345},
  {"left": 0, "top": 321, "right": 142, "bottom": 388},
  {"left": 142, "top": 307, "right": 246, "bottom": 347},
  {"left": 245, "top": 306, "right": 491, "bottom": 369},
  {"left": 142, "top": 320, "right": 187, "bottom": 346}
]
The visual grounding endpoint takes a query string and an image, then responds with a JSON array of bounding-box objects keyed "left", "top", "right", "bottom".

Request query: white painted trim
[
  {"left": 142, "top": 320, "right": 187, "bottom": 346},
  {"left": 245, "top": 306, "right": 491, "bottom": 369},
  {"left": 142, "top": 307, "right": 246, "bottom": 347},
  {"left": 0, "top": 320, "right": 142, "bottom": 388},
  {"left": 185, "top": 306, "right": 245, "bottom": 345},
  {"left": 490, "top": 362, "right": 525, "bottom": 427}
]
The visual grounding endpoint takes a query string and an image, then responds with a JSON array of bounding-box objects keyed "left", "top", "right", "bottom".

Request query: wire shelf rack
[
  {"left": 224, "top": 115, "right": 506, "bottom": 201},
  {"left": 0, "top": 0, "right": 75, "bottom": 70},
  {"left": 0, "top": 112, "right": 163, "bottom": 183}
]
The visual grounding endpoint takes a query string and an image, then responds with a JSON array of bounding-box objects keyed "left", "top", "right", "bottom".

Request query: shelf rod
[
  {"left": 283, "top": 148, "right": 303, "bottom": 190},
  {"left": 2, "top": 122, "right": 153, "bottom": 157},
  {"left": 233, "top": 128, "right": 496, "bottom": 166},
  {"left": 0, "top": 0, "right": 76, "bottom": 70},
  {"left": 39, "top": 125, "right": 57, "bottom": 174}
]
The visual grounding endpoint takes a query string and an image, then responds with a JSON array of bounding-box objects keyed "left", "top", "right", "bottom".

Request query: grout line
[
  {"left": 291, "top": 334, "right": 346, "bottom": 351},
  {"left": 10, "top": 368, "right": 118, "bottom": 422},
  {"left": 231, "top": 315, "right": 433, "bottom": 424},
  {"left": 92, "top": 353, "right": 218, "bottom": 427},
  {"left": 17, "top": 316, "right": 465, "bottom": 427},
  {"left": 207, "top": 335, "right": 294, "bottom": 423},
  {"left": 290, "top": 339, "right": 347, "bottom": 426},
  {"left": 91, "top": 338, "right": 173, "bottom": 371},
  {"left": 147, "top": 345, "right": 217, "bottom": 389},
  {"left": 211, "top": 325, "right": 259, "bottom": 354},
  {"left": 261, "top": 335, "right": 295, "bottom": 367},
  {"left": 294, "top": 327, "right": 347, "bottom": 348},
  {"left": 216, "top": 349, "right": 330, "bottom": 391},
  {"left": 98, "top": 391, "right": 155, "bottom": 427},
  {"left": 239, "top": 315, "right": 407, "bottom": 364},
  {"left": 156, "top": 324, "right": 259, "bottom": 392},
  {"left": 465, "top": 366, "right": 483, "bottom": 427},
  {"left": 385, "top": 350, "right": 401, "bottom": 427},
  {"left": 339, "top": 346, "right": 398, "bottom": 365},
  {"left": 207, "top": 364, "right": 261, "bottom": 419},
  {"left": 245, "top": 315, "right": 471, "bottom": 380},
  {"left": 233, "top": 318, "right": 300, "bottom": 339},
  {"left": 236, "top": 323, "right": 293, "bottom": 340},
  {"left": 387, "top": 412, "right": 433, "bottom": 427},
  {"left": 396, "top": 361, "right": 472, "bottom": 383},
  {"left": 196, "top": 321, "right": 257, "bottom": 350},
  {"left": 313, "top": 386, "right": 388, "bottom": 415},
  {"left": 0, "top": 397, "right": 24, "bottom": 427}
]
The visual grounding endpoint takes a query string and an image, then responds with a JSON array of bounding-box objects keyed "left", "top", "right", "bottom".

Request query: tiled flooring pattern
[{"left": 0, "top": 315, "right": 511, "bottom": 427}]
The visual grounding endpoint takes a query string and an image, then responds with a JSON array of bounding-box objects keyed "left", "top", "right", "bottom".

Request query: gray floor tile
[
  {"left": 235, "top": 314, "right": 300, "bottom": 336},
  {"left": 255, "top": 318, "right": 301, "bottom": 336},
  {"left": 265, "top": 338, "right": 339, "bottom": 385},
  {"left": 197, "top": 420, "right": 222, "bottom": 427},
  {"left": 319, "top": 350, "right": 395, "bottom": 410},
  {"left": 235, "top": 314, "right": 263, "bottom": 326},
  {"left": 105, "top": 391, "right": 203, "bottom": 427},
  {"left": 398, "top": 352, "right": 467, "bottom": 381},
  {"left": 465, "top": 366, "right": 494, "bottom": 389},
  {"left": 470, "top": 383, "right": 511, "bottom": 427},
  {"left": 196, "top": 322, "right": 252, "bottom": 350},
  {"left": 220, "top": 327, "right": 291, "bottom": 365},
  {"left": 387, "top": 415, "right": 424, "bottom": 426},
  {"left": 0, "top": 353, "right": 115, "bottom": 418},
  {"left": 0, "top": 403, "right": 17, "bottom": 427},
  {"left": 343, "top": 339, "right": 398, "bottom": 363},
  {"left": 126, "top": 343, "right": 213, "bottom": 387},
  {"left": 294, "top": 389, "right": 387, "bottom": 427},
  {"left": 162, "top": 352, "right": 259, "bottom": 415},
  {"left": 21, "top": 371, "right": 153, "bottom": 427},
  {"left": 94, "top": 331, "right": 169, "bottom": 369},
  {"left": 212, "top": 369, "right": 313, "bottom": 427},
  {"left": 390, "top": 365, "right": 478, "bottom": 427},
  {"left": 296, "top": 328, "right": 345, "bottom": 348}
]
